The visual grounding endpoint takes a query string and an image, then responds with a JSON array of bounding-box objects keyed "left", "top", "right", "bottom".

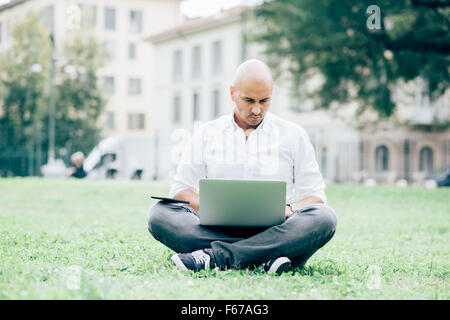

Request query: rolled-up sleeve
[
  {"left": 293, "top": 128, "right": 327, "bottom": 203},
  {"left": 168, "top": 127, "right": 206, "bottom": 198}
]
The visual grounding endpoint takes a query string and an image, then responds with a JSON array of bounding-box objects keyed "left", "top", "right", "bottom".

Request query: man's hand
[
  {"left": 174, "top": 189, "right": 200, "bottom": 213},
  {"left": 285, "top": 205, "right": 294, "bottom": 219},
  {"left": 285, "top": 195, "right": 324, "bottom": 220}
]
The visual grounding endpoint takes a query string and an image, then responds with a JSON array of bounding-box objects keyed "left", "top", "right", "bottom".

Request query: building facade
[
  {"left": 1, "top": 1, "right": 448, "bottom": 182},
  {"left": 0, "top": 0, "right": 183, "bottom": 137},
  {"left": 146, "top": 6, "right": 450, "bottom": 183}
]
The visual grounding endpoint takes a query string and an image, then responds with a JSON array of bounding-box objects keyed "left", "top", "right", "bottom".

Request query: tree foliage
[
  {"left": 0, "top": 11, "right": 106, "bottom": 167},
  {"left": 0, "top": 10, "right": 51, "bottom": 149},
  {"left": 252, "top": 0, "right": 450, "bottom": 118},
  {"left": 52, "top": 33, "right": 106, "bottom": 156}
]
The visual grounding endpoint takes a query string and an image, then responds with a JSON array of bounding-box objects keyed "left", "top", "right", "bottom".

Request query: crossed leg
[{"left": 147, "top": 201, "right": 337, "bottom": 269}]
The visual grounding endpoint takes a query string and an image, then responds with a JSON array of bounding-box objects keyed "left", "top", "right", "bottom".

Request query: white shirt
[{"left": 169, "top": 110, "right": 327, "bottom": 204}]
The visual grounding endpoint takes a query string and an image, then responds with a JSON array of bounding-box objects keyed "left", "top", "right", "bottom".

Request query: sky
[
  {"left": 180, "top": 0, "right": 262, "bottom": 18},
  {"left": 0, "top": 0, "right": 263, "bottom": 17}
]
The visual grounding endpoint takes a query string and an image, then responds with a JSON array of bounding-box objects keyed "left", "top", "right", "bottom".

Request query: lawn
[{"left": 0, "top": 178, "right": 448, "bottom": 299}]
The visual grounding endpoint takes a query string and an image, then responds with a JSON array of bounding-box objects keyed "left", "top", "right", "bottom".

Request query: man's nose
[{"left": 251, "top": 105, "right": 262, "bottom": 115}]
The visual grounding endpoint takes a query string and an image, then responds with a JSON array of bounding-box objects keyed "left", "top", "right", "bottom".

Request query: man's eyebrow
[{"left": 241, "top": 96, "right": 271, "bottom": 102}]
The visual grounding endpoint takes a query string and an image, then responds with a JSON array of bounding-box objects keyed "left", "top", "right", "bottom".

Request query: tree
[
  {"left": 51, "top": 32, "right": 106, "bottom": 158},
  {"left": 0, "top": 10, "right": 51, "bottom": 150},
  {"left": 0, "top": 11, "right": 106, "bottom": 175},
  {"left": 252, "top": 0, "right": 450, "bottom": 121}
]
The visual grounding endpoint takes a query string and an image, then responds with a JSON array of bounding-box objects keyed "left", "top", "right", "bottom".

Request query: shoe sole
[
  {"left": 268, "top": 257, "right": 291, "bottom": 275},
  {"left": 171, "top": 254, "right": 188, "bottom": 271}
]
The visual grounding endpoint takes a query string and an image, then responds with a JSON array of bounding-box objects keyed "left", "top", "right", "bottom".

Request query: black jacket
[{"left": 71, "top": 165, "right": 87, "bottom": 178}]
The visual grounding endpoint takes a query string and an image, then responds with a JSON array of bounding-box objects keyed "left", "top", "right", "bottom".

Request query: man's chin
[{"left": 248, "top": 117, "right": 263, "bottom": 126}]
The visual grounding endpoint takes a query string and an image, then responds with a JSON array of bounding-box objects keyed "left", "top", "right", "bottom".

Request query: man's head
[
  {"left": 70, "top": 151, "right": 85, "bottom": 167},
  {"left": 230, "top": 59, "right": 273, "bottom": 129}
]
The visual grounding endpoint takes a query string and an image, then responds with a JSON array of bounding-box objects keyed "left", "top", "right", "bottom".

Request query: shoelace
[
  {"left": 191, "top": 250, "right": 210, "bottom": 266},
  {"left": 258, "top": 260, "right": 271, "bottom": 270}
]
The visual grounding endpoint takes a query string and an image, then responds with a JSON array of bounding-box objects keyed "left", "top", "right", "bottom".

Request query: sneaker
[
  {"left": 259, "top": 257, "right": 291, "bottom": 275},
  {"left": 171, "top": 249, "right": 215, "bottom": 271}
]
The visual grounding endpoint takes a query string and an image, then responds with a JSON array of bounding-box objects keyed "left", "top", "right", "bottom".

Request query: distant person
[
  {"left": 146, "top": 59, "right": 337, "bottom": 275},
  {"left": 69, "top": 151, "right": 87, "bottom": 179}
]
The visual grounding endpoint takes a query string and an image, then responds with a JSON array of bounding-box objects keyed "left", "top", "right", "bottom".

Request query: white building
[
  {"left": 145, "top": 6, "right": 288, "bottom": 179},
  {"left": 147, "top": 7, "right": 247, "bottom": 131},
  {"left": 146, "top": 6, "right": 450, "bottom": 183},
  {"left": 0, "top": 0, "right": 183, "bottom": 136},
  {"left": 1, "top": 1, "right": 447, "bottom": 182}
]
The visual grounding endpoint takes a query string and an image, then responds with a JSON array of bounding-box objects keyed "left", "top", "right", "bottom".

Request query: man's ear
[{"left": 230, "top": 85, "right": 236, "bottom": 102}]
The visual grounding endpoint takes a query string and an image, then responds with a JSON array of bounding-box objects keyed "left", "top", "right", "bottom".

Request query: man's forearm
[
  {"left": 294, "top": 195, "right": 324, "bottom": 208},
  {"left": 286, "top": 195, "right": 324, "bottom": 218},
  {"left": 174, "top": 189, "right": 200, "bottom": 213}
]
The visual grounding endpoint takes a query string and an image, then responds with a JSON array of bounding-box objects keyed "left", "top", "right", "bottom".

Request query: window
[
  {"left": 104, "top": 7, "right": 116, "bottom": 30},
  {"left": 129, "top": 10, "right": 142, "bottom": 33},
  {"left": 173, "top": 95, "right": 181, "bottom": 124},
  {"left": 212, "top": 89, "right": 221, "bottom": 118},
  {"left": 138, "top": 114, "right": 145, "bottom": 129},
  {"left": 41, "top": 5, "right": 54, "bottom": 33},
  {"left": 103, "top": 76, "right": 115, "bottom": 93},
  {"left": 191, "top": 45, "right": 202, "bottom": 79},
  {"left": 128, "top": 78, "right": 142, "bottom": 95},
  {"left": 128, "top": 42, "right": 136, "bottom": 59},
  {"left": 321, "top": 147, "right": 328, "bottom": 178},
  {"left": 103, "top": 40, "right": 116, "bottom": 58},
  {"left": 4, "top": 21, "right": 9, "bottom": 42},
  {"left": 211, "top": 40, "right": 223, "bottom": 75},
  {"left": 79, "top": 4, "right": 96, "bottom": 28},
  {"left": 375, "top": 145, "right": 389, "bottom": 172},
  {"left": 106, "top": 111, "right": 115, "bottom": 129},
  {"left": 173, "top": 49, "right": 183, "bottom": 82},
  {"left": 419, "top": 146, "right": 434, "bottom": 172},
  {"left": 193, "top": 92, "right": 201, "bottom": 121},
  {"left": 128, "top": 113, "right": 145, "bottom": 130}
]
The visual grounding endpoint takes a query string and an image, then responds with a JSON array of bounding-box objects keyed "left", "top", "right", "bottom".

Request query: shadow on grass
[
  {"left": 292, "top": 259, "right": 344, "bottom": 277},
  {"left": 175, "top": 259, "right": 344, "bottom": 279},
  {"left": 160, "top": 250, "right": 344, "bottom": 278}
]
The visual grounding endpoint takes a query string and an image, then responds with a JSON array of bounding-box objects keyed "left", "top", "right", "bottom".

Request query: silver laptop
[{"left": 199, "top": 179, "right": 286, "bottom": 227}]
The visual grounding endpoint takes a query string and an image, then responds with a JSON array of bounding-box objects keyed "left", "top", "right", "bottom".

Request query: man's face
[
  {"left": 230, "top": 78, "right": 273, "bottom": 128},
  {"left": 71, "top": 158, "right": 82, "bottom": 167}
]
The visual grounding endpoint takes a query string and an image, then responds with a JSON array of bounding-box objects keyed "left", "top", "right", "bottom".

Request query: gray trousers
[{"left": 146, "top": 201, "right": 337, "bottom": 269}]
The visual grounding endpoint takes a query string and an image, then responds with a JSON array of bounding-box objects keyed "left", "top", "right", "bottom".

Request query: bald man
[{"left": 147, "top": 59, "right": 337, "bottom": 275}]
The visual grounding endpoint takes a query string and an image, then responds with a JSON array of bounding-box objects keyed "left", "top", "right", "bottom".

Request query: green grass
[{"left": 0, "top": 178, "right": 448, "bottom": 299}]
